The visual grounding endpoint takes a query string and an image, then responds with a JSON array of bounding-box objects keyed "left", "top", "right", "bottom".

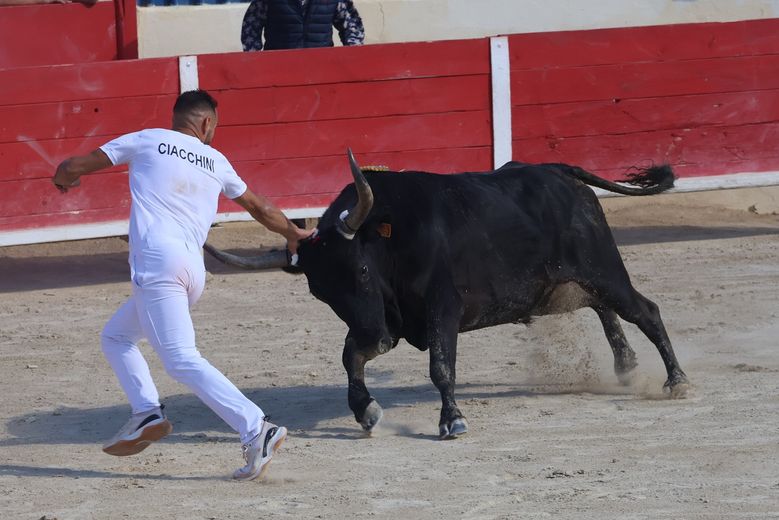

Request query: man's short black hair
[{"left": 173, "top": 89, "right": 218, "bottom": 115}]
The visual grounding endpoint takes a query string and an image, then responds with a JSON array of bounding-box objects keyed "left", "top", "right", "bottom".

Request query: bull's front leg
[
  {"left": 427, "top": 289, "right": 468, "bottom": 439},
  {"left": 342, "top": 334, "right": 383, "bottom": 433}
]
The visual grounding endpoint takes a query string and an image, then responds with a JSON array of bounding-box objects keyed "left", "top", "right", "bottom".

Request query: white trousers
[{"left": 100, "top": 240, "right": 263, "bottom": 444}]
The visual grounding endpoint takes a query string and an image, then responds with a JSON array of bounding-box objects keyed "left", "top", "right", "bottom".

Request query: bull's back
[{"left": 380, "top": 167, "right": 617, "bottom": 330}]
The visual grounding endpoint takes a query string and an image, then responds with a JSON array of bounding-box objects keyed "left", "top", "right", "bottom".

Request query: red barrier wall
[
  {"left": 198, "top": 39, "right": 493, "bottom": 214},
  {"left": 1, "top": 18, "right": 777, "bottom": 244},
  {"left": 0, "top": 58, "right": 180, "bottom": 232},
  {"left": 509, "top": 19, "right": 779, "bottom": 180},
  {"left": 0, "top": 0, "right": 137, "bottom": 69},
  {"left": 0, "top": 39, "right": 493, "bottom": 236}
]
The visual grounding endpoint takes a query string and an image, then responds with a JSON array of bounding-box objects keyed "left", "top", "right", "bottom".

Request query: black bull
[{"left": 205, "top": 151, "right": 689, "bottom": 439}]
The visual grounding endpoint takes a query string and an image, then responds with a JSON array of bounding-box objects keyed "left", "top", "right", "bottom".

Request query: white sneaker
[
  {"left": 102, "top": 406, "right": 173, "bottom": 457},
  {"left": 232, "top": 420, "right": 287, "bottom": 481}
]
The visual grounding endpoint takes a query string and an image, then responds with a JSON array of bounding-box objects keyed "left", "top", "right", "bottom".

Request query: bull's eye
[{"left": 360, "top": 265, "right": 369, "bottom": 278}]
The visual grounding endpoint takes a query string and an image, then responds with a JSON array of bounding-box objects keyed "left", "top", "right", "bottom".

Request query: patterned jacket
[{"left": 242, "top": 0, "right": 365, "bottom": 51}]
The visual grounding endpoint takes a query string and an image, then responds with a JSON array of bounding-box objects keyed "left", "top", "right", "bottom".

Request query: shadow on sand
[
  {"left": 2, "top": 378, "right": 648, "bottom": 450},
  {"left": 2, "top": 224, "right": 777, "bottom": 293}
]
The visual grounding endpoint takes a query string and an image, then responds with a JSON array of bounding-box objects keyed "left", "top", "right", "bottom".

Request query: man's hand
[
  {"left": 52, "top": 173, "right": 81, "bottom": 193},
  {"left": 287, "top": 226, "right": 315, "bottom": 256},
  {"left": 52, "top": 149, "right": 112, "bottom": 194},
  {"left": 234, "top": 188, "right": 317, "bottom": 254}
]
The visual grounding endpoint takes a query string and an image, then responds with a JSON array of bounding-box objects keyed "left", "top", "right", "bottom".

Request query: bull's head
[
  {"left": 295, "top": 150, "right": 398, "bottom": 354},
  {"left": 204, "top": 149, "right": 400, "bottom": 356}
]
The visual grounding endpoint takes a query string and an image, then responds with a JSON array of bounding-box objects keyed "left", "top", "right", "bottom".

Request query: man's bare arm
[
  {"left": 233, "top": 188, "right": 313, "bottom": 254},
  {"left": 52, "top": 149, "right": 113, "bottom": 192}
]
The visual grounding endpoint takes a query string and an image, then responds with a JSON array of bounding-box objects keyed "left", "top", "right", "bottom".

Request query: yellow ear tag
[{"left": 377, "top": 223, "right": 392, "bottom": 238}]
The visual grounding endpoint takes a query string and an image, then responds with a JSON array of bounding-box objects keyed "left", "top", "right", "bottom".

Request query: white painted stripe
[
  {"left": 490, "top": 36, "right": 512, "bottom": 169},
  {"left": 0, "top": 220, "right": 130, "bottom": 247},
  {"left": 178, "top": 56, "right": 199, "bottom": 93}
]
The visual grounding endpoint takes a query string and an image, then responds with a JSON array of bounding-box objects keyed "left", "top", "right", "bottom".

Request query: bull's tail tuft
[
  {"left": 619, "top": 164, "right": 675, "bottom": 192},
  {"left": 559, "top": 163, "right": 676, "bottom": 196}
]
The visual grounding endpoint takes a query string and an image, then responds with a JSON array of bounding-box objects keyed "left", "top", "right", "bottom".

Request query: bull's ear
[{"left": 376, "top": 222, "right": 392, "bottom": 238}]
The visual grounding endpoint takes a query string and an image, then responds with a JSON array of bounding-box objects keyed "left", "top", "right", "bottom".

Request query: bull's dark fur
[
  {"left": 291, "top": 160, "right": 689, "bottom": 438},
  {"left": 208, "top": 160, "right": 690, "bottom": 438}
]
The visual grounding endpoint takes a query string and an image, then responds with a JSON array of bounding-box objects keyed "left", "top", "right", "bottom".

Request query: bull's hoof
[
  {"left": 614, "top": 355, "right": 639, "bottom": 386},
  {"left": 439, "top": 417, "right": 469, "bottom": 440},
  {"left": 616, "top": 367, "right": 638, "bottom": 387},
  {"left": 359, "top": 400, "right": 383, "bottom": 433},
  {"left": 663, "top": 374, "right": 690, "bottom": 399}
]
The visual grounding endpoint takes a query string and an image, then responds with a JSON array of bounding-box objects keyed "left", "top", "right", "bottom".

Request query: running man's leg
[
  {"left": 132, "top": 264, "right": 264, "bottom": 444},
  {"left": 101, "top": 296, "right": 172, "bottom": 456},
  {"left": 101, "top": 296, "right": 160, "bottom": 414}
]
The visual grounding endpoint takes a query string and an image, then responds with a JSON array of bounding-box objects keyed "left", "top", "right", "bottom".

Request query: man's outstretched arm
[
  {"left": 52, "top": 149, "right": 113, "bottom": 193},
  {"left": 233, "top": 188, "right": 314, "bottom": 254}
]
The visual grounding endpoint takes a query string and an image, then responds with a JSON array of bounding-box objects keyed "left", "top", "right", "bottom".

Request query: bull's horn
[
  {"left": 203, "top": 243, "right": 289, "bottom": 270},
  {"left": 342, "top": 148, "right": 374, "bottom": 233}
]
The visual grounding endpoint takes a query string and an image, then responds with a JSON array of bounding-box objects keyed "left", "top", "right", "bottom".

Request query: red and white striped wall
[{"left": 1, "top": 18, "right": 778, "bottom": 246}]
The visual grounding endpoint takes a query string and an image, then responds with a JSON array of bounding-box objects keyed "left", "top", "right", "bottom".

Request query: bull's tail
[{"left": 554, "top": 163, "right": 675, "bottom": 196}]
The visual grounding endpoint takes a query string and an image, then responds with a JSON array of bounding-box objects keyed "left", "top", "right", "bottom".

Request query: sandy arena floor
[{"left": 1, "top": 198, "right": 778, "bottom": 519}]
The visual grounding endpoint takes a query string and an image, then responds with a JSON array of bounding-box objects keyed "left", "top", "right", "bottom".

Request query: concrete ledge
[{"left": 138, "top": 0, "right": 779, "bottom": 58}]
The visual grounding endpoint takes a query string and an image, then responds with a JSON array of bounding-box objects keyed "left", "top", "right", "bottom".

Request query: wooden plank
[
  {"left": 8, "top": 169, "right": 779, "bottom": 242},
  {"left": 0, "top": 174, "right": 130, "bottom": 219},
  {"left": 0, "top": 136, "right": 125, "bottom": 182},
  {"left": 1, "top": 146, "right": 491, "bottom": 224},
  {"left": 213, "top": 75, "right": 490, "bottom": 127},
  {"left": 215, "top": 194, "right": 337, "bottom": 216},
  {"left": 511, "top": 54, "right": 779, "bottom": 106},
  {"left": 512, "top": 122, "right": 779, "bottom": 177},
  {"left": 198, "top": 38, "right": 491, "bottom": 90},
  {"left": 214, "top": 111, "right": 492, "bottom": 162},
  {"left": 509, "top": 19, "right": 779, "bottom": 70},
  {"left": 512, "top": 90, "right": 779, "bottom": 140},
  {"left": 0, "top": 3, "right": 118, "bottom": 69},
  {"left": 341, "top": 146, "right": 493, "bottom": 174},
  {"left": 0, "top": 78, "right": 489, "bottom": 176},
  {"left": 1, "top": 110, "right": 491, "bottom": 183},
  {"left": 0, "top": 95, "right": 177, "bottom": 145},
  {"left": 0, "top": 58, "right": 180, "bottom": 108},
  {"left": 229, "top": 146, "right": 493, "bottom": 200}
]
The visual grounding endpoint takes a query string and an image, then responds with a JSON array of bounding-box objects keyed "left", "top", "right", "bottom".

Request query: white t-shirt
[{"left": 100, "top": 128, "right": 247, "bottom": 250}]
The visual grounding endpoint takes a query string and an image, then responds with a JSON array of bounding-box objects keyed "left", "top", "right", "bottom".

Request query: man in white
[{"left": 52, "top": 89, "right": 312, "bottom": 481}]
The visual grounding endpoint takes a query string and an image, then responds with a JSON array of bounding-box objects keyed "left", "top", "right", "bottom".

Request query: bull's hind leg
[
  {"left": 594, "top": 306, "right": 638, "bottom": 385},
  {"left": 343, "top": 335, "right": 384, "bottom": 433},
  {"left": 599, "top": 285, "right": 689, "bottom": 397}
]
